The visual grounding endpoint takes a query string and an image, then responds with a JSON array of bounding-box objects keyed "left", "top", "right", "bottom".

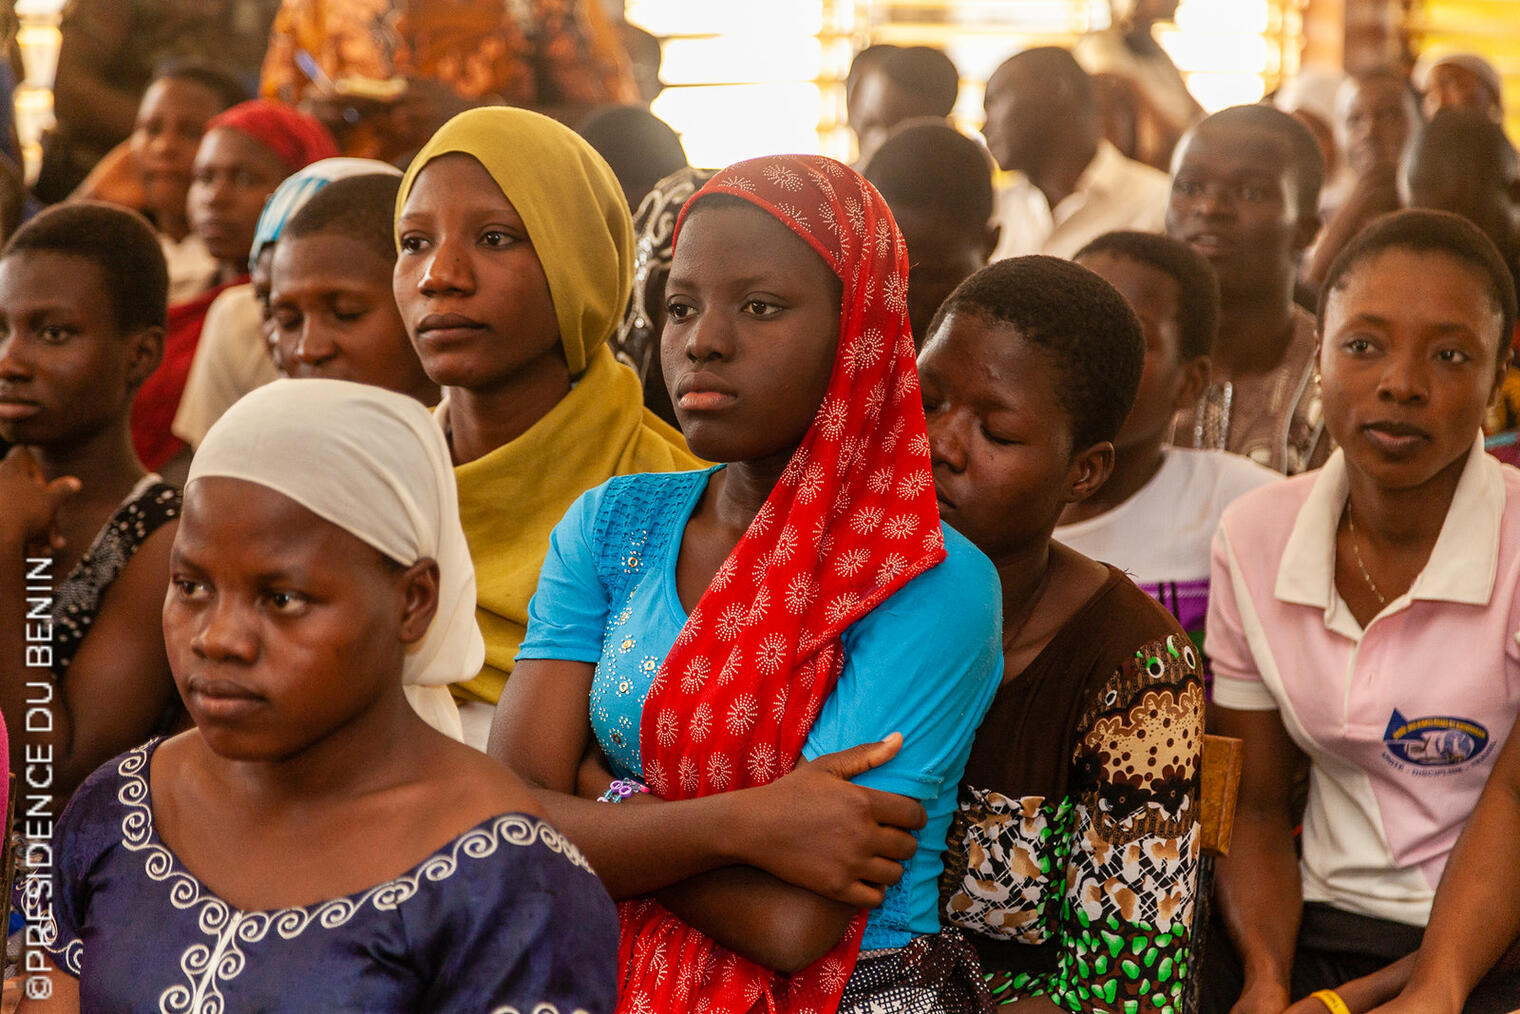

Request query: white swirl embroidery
[{"left": 104, "top": 745, "right": 594, "bottom": 1013}]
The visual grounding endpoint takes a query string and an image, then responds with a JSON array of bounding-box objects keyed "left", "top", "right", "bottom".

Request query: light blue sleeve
[
  {"left": 802, "top": 526, "right": 1004, "bottom": 801},
  {"left": 516, "top": 484, "right": 613, "bottom": 664}
]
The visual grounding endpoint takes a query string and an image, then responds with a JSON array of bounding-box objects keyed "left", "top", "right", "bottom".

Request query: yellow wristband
[{"left": 1310, "top": 989, "right": 1352, "bottom": 1014}]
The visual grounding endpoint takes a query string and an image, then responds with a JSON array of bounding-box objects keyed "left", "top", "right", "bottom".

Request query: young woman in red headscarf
[
  {"left": 492, "top": 155, "right": 1004, "bottom": 1011},
  {"left": 130, "top": 99, "right": 337, "bottom": 479}
]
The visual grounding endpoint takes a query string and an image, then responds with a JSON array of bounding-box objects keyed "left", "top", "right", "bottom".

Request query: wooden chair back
[{"left": 1199, "top": 734, "right": 1244, "bottom": 857}]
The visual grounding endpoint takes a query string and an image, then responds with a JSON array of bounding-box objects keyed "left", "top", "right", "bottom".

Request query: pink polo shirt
[{"left": 1207, "top": 436, "right": 1520, "bottom": 927}]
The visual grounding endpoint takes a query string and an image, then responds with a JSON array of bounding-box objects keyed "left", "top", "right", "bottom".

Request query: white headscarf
[{"left": 186, "top": 378, "right": 481, "bottom": 740}]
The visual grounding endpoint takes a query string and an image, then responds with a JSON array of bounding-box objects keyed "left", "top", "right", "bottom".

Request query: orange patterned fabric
[
  {"left": 615, "top": 155, "right": 945, "bottom": 1013},
  {"left": 260, "top": 0, "right": 635, "bottom": 147}
]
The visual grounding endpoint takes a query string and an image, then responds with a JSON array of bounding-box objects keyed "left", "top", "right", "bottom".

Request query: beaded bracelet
[
  {"left": 597, "top": 779, "right": 649, "bottom": 803},
  {"left": 1310, "top": 989, "right": 1351, "bottom": 1014}
]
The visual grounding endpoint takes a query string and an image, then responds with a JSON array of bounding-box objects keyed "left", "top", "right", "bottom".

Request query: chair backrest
[{"left": 1199, "top": 734, "right": 1244, "bottom": 857}]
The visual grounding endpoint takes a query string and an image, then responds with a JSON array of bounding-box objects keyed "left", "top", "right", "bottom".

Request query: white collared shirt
[
  {"left": 1207, "top": 436, "right": 1520, "bottom": 926},
  {"left": 990, "top": 140, "right": 1171, "bottom": 262}
]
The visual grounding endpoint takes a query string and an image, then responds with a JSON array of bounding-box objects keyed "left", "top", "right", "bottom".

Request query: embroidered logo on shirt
[{"left": 1383, "top": 710, "right": 1489, "bottom": 768}]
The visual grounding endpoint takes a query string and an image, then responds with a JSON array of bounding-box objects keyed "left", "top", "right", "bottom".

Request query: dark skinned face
[
  {"left": 271, "top": 231, "right": 432, "bottom": 401},
  {"left": 1341, "top": 76, "right": 1415, "bottom": 177},
  {"left": 1167, "top": 123, "right": 1314, "bottom": 296},
  {"left": 660, "top": 200, "right": 841, "bottom": 465},
  {"left": 0, "top": 253, "right": 159, "bottom": 447},
  {"left": 165, "top": 477, "right": 437, "bottom": 762},
  {"left": 1320, "top": 249, "right": 1506, "bottom": 494},
  {"left": 920, "top": 311, "right": 1109, "bottom": 561},
  {"left": 188, "top": 127, "right": 289, "bottom": 267},
  {"left": 131, "top": 77, "right": 226, "bottom": 224},
  {"left": 393, "top": 153, "right": 563, "bottom": 392},
  {"left": 891, "top": 205, "right": 991, "bottom": 351}
]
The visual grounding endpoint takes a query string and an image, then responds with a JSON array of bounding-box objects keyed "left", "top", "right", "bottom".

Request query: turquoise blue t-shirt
[{"left": 518, "top": 468, "right": 1003, "bottom": 950}]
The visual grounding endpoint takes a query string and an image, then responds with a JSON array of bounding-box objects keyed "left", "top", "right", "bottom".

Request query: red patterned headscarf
[
  {"left": 617, "top": 155, "right": 946, "bottom": 1012},
  {"left": 205, "top": 100, "right": 339, "bottom": 175}
]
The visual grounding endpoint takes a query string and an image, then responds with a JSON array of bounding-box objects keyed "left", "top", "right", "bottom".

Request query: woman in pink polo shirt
[{"left": 1201, "top": 210, "right": 1520, "bottom": 1014}]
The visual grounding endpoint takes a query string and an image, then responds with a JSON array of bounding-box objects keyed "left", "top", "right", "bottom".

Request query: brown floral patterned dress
[{"left": 941, "top": 566, "right": 1204, "bottom": 1013}]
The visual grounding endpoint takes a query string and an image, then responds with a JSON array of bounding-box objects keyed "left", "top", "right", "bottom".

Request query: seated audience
[
  {"left": 924, "top": 255, "right": 1203, "bottom": 1011},
  {"left": 73, "top": 63, "right": 247, "bottom": 303},
  {"left": 393, "top": 107, "right": 701, "bottom": 747},
  {"left": 985, "top": 47, "right": 1171, "bottom": 261},
  {"left": 492, "top": 155, "right": 1002, "bottom": 1010},
  {"left": 173, "top": 156, "right": 400, "bottom": 450},
  {"left": 861, "top": 119, "right": 999, "bottom": 349},
  {"left": 1305, "top": 70, "right": 1420, "bottom": 287},
  {"left": 0, "top": 204, "right": 180, "bottom": 813},
  {"left": 22, "top": 378, "right": 619, "bottom": 1012},
  {"left": 575, "top": 104, "right": 689, "bottom": 211},
  {"left": 1058, "top": 230, "right": 1277, "bottom": 668},
  {"left": 612, "top": 165, "right": 716, "bottom": 428},
  {"left": 850, "top": 45, "right": 961, "bottom": 163},
  {"left": 269, "top": 173, "right": 437, "bottom": 404},
  {"left": 260, "top": 0, "right": 637, "bottom": 161},
  {"left": 1413, "top": 49, "right": 1504, "bottom": 122},
  {"left": 1201, "top": 210, "right": 1520, "bottom": 1013},
  {"left": 1168, "top": 104, "right": 1330, "bottom": 474},
  {"left": 131, "top": 100, "right": 337, "bottom": 479}
]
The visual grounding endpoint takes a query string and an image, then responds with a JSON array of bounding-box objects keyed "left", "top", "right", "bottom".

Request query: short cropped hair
[
  {"left": 861, "top": 120, "right": 994, "bottom": 230},
  {"left": 1189, "top": 104, "right": 1326, "bottom": 216},
  {"left": 1318, "top": 208, "right": 1517, "bottom": 359},
  {"left": 151, "top": 60, "right": 249, "bottom": 112},
  {"left": 878, "top": 46, "right": 960, "bottom": 118},
  {"left": 991, "top": 47, "right": 1097, "bottom": 118},
  {"left": 1075, "top": 230, "right": 1220, "bottom": 360},
  {"left": 3, "top": 202, "right": 168, "bottom": 332},
  {"left": 1410, "top": 106, "right": 1518, "bottom": 183},
  {"left": 282, "top": 173, "right": 404, "bottom": 264},
  {"left": 928, "top": 254, "right": 1145, "bottom": 449},
  {"left": 576, "top": 105, "right": 688, "bottom": 191}
]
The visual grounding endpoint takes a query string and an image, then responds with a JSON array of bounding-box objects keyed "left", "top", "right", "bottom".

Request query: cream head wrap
[{"left": 186, "top": 378, "right": 482, "bottom": 739}]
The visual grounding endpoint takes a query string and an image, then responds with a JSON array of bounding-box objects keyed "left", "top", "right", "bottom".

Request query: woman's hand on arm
[
  {"left": 494, "top": 667, "right": 927, "bottom": 903},
  {"left": 1213, "top": 706, "right": 1310, "bottom": 1014},
  {"left": 650, "top": 736, "right": 927, "bottom": 971}
]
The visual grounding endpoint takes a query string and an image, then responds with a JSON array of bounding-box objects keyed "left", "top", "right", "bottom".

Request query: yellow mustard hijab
[{"left": 397, "top": 107, "right": 701, "bottom": 704}]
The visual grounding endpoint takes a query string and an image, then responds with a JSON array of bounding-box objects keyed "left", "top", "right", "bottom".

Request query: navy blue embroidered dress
[{"left": 38, "top": 739, "right": 618, "bottom": 1013}]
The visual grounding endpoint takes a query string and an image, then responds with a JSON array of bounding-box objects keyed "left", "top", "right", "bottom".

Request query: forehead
[
  {"left": 177, "top": 476, "right": 389, "bottom": 570},
  {"left": 1347, "top": 76, "right": 1409, "bottom": 110},
  {"left": 272, "top": 230, "right": 392, "bottom": 288},
  {"left": 141, "top": 76, "right": 223, "bottom": 117},
  {"left": 194, "top": 126, "right": 286, "bottom": 174},
  {"left": 672, "top": 200, "right": 838, "bottom": 286},
  {"left": 403, "top": 153, "right": 516, "bottom": 216},
  {"left": 0, "top": 251, "right": 116, "bottom": 319},
  {"left": 1329, "top": 247, "right": 1505, "bottom": 338},
  {"left": 1175, "top": 123, "right": 1295, "bottom": 179},
  {"left": 1078, "top": 251, "right": 1180, "bottom": 314},
  {"left": 922, "top": 310, "right": 1066, "bottom": 398}
]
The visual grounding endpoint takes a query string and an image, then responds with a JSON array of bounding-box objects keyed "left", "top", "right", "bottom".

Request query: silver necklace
[{"left": 1345, "top": 505, "right": 1387, "bottom": 607}]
